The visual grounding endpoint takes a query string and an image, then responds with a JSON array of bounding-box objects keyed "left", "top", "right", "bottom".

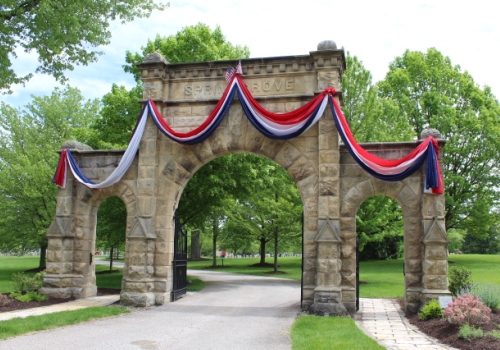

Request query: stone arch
[{"left": 42, "top": 44, "right": 449, "bottom": 315}]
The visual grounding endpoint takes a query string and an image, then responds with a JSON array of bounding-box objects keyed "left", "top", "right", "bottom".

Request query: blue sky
[{"left": 2, "top": 0, "right": 500, "bottom": 108}]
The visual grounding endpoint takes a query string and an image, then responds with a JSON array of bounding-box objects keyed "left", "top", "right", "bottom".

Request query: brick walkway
[{"left": 355, "top": 298, "right": 458, "bottom": 350}]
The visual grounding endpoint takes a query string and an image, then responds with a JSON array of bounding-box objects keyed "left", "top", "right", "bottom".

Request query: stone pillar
[
  {"left": 121, "top": 114, "right": 160, "bottom": 307},
  {"left": 419, "top": 129, "right": 450, "bottom": 307},
  {"left": 310, "top": 219, "right": 348, "bottom": 315},
  {"left": 41, "top": 187, "right": 84, "bottom": 298},
  {"left": 309, "top": 40, "right": 347, "bottom": 316},
  {"left": 420, "top": 217, "right": 450, "bottom": 305}
]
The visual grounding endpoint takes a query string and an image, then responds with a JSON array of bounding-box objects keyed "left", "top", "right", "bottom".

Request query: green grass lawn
[
  {"left": 291, "top": 315, "right": 384, "bottom": 350},
  {"left": 0, "top": 256, "right": 42, "bottom": 293},
  {"left": 188, "top": 257, "right": 302, "bottom": 281},
  {"left": 0, "top": 306, "right": 130, "bottom": 340}
]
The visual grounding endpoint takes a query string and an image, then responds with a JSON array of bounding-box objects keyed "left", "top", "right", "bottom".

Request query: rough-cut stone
[{"left": 44, "top": 49, "right": 448, "bottom": 316}]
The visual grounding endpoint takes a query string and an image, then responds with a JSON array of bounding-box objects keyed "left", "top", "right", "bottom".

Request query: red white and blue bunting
[{"left": 53, "top": 74, "right": 444, "bottom": 194}]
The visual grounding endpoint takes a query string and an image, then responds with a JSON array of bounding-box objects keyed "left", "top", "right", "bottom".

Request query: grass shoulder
[{"left": 0, "top": 306, "right": 130, "bottom": 340}]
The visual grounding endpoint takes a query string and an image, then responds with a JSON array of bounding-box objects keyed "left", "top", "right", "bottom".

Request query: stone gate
[{"left": 41, "top": 40, "right": 450, "bottom": 315}]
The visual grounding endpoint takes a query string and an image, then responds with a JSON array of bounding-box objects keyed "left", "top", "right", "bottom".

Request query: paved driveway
[{"left": 0, "top": 270, "right": 301, "bottom": 350}]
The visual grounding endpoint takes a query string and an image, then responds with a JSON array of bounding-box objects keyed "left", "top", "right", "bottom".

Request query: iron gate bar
[{"left": 172, "top": 209, "right": 188, "bottom": 301}]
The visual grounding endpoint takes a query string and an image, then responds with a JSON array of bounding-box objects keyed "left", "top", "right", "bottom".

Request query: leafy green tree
[
  {"left": 462, "top": 224, "right": 500, "bottom": 254},
  {"left": 88, "top": 84, "right": 143, "bottom": 149},
  {"left": 124, "top": 22, "right": 250, "bottom": 82},
  {"left": 342, "top": 52, "right": 414, "bottom": 143},
  {"left": 378, "top": 48, "right": 500, "bottom": 235},
  {"left": 356, "top": 196, "right": 404, "bottom": 260},
  {"left": 96, "top": 196, "right": 127, "bottom": 270},
  {"left": 0, "top": 87, "right": 99, "bottom": 268},
  {"left": 0, "top": 0, "right": 168, "bottom": 92},
  {"left": 220, "top": 156, "right": 302, "bottom": 271}
]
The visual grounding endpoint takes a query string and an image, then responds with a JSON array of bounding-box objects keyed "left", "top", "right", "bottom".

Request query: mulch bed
[
  {"left": 0, "top": 288, "right": 120, "bottom": 314},
  {"left": 405, "top": 308, "right": 500, "bottom": 350}
]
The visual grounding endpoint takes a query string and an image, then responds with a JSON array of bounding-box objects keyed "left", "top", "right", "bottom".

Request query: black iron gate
[{"left": 172, "top": 209, "right": 188, "bottom": 301}]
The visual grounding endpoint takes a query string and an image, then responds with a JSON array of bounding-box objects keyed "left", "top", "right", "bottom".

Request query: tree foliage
[
  {"left": 0, "top": 0, "right": 168, "bottom": 92},
  {"left": 124, "top": 22, "right": 250, "bottom": 82},
  {"left": 96, "top": 196, "right": 127, "bottom": 270},
  {"left": 356, "top": 196, "right": 404, "bottom": 260},
  {"left": 342, "top": 52, "right": 414, "bottom": 142},
  {"left": 378, "top": 48, "right": 500, "bottom": 235},
  {"left": 0, "top": 87, "right": 99, "bottom": 266}
]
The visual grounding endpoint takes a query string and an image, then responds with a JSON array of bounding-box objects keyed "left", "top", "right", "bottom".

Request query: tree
[
  {"left": 378, "top": 48, "right": 500, "bottom": 235},
  {"left": 124, "top": 22, "right": 250, "bottom": 82},
  {"left": 342, "top": 53, "right": 411, "bottom": 260},
  {"left": 220, "top": 156, "right": 302, "bottom": 271},
  {"left": 0, "top": 87, "right": 99, "bottom": 268},
  {"left": 356, "top": 196, "right": 404, "bottom": 260},
  {"left": 96, "top": 196, "right": 127, "bottom": 270},
  {"left": 0, "top": 0, "right": 168, "bottom": 93},
  {"left": 341, "top": 52, "right": 414, "bottom": 143},
  {"left": 88, "top": 84, "right": 143, "bottom": 149}
]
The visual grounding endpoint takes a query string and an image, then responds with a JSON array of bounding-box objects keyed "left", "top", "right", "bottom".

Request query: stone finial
[
  {"left": 420, "top": 128, "right": 442, "bottom": 140},
  {"left": 317, "top": 40, "right": 337, "bottom": 50},
  {"left": 61, "top": 140, "right": 93, "bottom": 151},
  {"left": 143, "top": 52, "right": 169, "bottom": 64}
]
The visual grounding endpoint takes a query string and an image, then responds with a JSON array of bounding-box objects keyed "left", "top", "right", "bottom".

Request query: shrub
[
  {"left": 9, "top": 291, "right": 48, "bottom": 302},
  {"left": 443, "top": 294, "right": 491, "bottom": 326},
  {"left": 487, "top": 330, "right": 500, "bottom": 339},
  {"left": 448, "top": 266, "right": 473, "bottom": 297},
  {"left": 418, "top": 299, "right": 443, "bottom": 321},
  {"left": 458, "top": 323, "right": 483, "bottom": 340},
  {"left": 470, "top": 283, "right": 500, "bottom": 312},
  {"left": 11, "top": 271, "right": 45, "bottom": 293}
]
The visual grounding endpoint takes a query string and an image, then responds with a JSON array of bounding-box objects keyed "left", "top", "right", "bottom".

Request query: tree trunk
[
  {"left": 259, "top": 238, "right": 266, "bottom": 265},
  {"left": 212, "top": 220, "right": 218, "bottom": 267},
  {"left": 110, "top": 247, "right": 114, "bottom": 271},
  {"left": 38, "top": 245, "right": 47, "bottom": 270},
  {"left": 273, "top": 229, "right": 279, "bottom": 273}
]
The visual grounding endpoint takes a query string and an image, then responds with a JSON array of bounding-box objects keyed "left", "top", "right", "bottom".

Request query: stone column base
[
  {"left": 421, "top": 289, "right": 451, "bottom": 306},
  {"left": 40, "top": 274, "right": 85, "bottom": 299},
  {"left": 309, "top": 287, "right": 348, "bottom": 316},
  {"left": 120, "top": 292, "right": 156, "bottom": 308}
]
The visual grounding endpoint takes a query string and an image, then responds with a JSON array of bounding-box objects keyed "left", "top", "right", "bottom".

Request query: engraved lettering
[
  {"left": 263, "top": 81, "right": 271, "bottom": 91},
  {"left": 185, "top": 86, "right": 192, "bottom": 95},
  {"left": 286, "top": 80, "right": 294, "bottom": 90},
  {"left": 205, "top": 85, "right": 212, "bottom": 94},
  {"left": 216, "top": 86, "right": 224, "bottom": 94},
  {"left": 252, "top": 82, "right": 260, "bottom": 92},
  {"left": 274, "top": 80, "right": 282, "bottom": 91},
  {"left": 194, "top": 86, "right": 202, "bottom": 95}
]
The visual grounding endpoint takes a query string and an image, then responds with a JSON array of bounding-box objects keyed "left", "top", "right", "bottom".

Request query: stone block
[
  {"left": 405, "top": 273, "right": 422, "bottom": 288},
  {"left": 288, "top": 156, "right": 316, "bottom": 182},
  {"left": 423, "top": 259, "right": 448, "bottom": 275},
  {"left": 341, "top": 273, "right": 356, "bottom": 288},
  {"left": 120, "top": 292, "right": 156, "bottom": 308},
  {"left": 424, "top": 246, "right": 448, "bottom": 260},
  {"left": 274, "top": 143, "right": 301, "bottom": 169},
  {"left": 318, "top": 244, "right": 339, "bottom": 259},
  {"left": 405, "top": 259, "right": 422, "bottom": 273},
  {"left": 423, "top": 275, "right": 448, "bottom": 290}
]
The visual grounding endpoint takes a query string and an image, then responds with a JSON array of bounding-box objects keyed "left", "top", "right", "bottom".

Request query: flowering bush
[{"left": 443, "top": 294, "right": 491, "bottom": 326}]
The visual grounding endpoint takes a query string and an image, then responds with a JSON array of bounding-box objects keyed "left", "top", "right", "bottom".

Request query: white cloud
[{"left": 2, "top": 0, "right": 500, "bottom": 109}]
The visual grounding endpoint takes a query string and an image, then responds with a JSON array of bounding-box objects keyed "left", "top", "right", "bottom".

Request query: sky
[{"left": 2, "top": 0, "right": 500, "bottom": 108}]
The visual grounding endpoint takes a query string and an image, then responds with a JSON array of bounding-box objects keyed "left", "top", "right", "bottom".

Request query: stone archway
[{"left": 41, "top": 41, "right": 450, "bottom": 315}]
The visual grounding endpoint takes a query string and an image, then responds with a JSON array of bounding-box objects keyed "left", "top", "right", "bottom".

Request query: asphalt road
[{"left": 0, "top": 270, "right": 301, "bottom": 350}]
